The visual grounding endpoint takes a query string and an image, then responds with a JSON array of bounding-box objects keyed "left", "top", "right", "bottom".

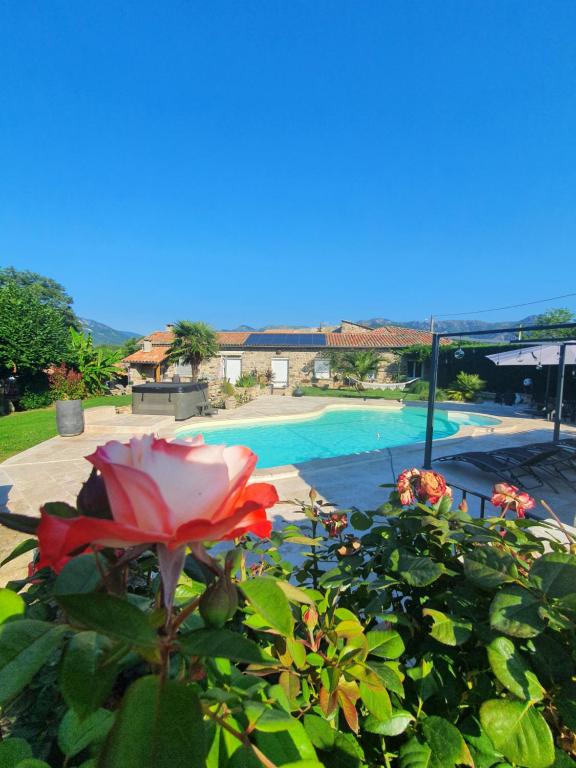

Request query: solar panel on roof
[{"left": 245, "top": 333, "right": 326, "bottom": 347}]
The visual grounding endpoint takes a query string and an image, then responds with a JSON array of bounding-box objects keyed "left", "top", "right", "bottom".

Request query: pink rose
[{"left": 37, "top": 435, "right": 278, "bottom": 600}]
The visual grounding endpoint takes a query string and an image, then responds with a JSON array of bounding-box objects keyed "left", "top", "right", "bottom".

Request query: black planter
[{"left": 56, "top": 400, "right": 85, "bottom": 436}]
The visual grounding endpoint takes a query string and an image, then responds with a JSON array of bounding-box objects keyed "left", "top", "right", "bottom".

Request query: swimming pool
[{"left": 178, "top": 406, "right": 500, "bottom": 469}]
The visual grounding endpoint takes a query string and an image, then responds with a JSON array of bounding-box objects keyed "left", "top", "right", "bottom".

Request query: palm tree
[
  {"left": 167, "top": 321, "right": 219, "bottom": 382},
  {"left": 328, "top": 350, "right": 381, "bottom": 385}
]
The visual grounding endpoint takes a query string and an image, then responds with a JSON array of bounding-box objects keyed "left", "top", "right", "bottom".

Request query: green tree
[
  {"left": 120, "top": 336, "right": 141, "bottom": 357},
  {"left": 0, "top": 281, "right": 70, "bottom": 375},
  {"left": 327, "top": 350, "right": 381, "bottom": 383},
  {"left": 525, "top": 308, "right": 575, "bottom": 339},
  {"left": 0, "top": 267, "right": 78, "bottom": 328},
  {"left": 167, "top": 321, "right": 219, "bottom": 382},
  {"left": 68, "top": 328, "right": 122, "bottom": 394}
]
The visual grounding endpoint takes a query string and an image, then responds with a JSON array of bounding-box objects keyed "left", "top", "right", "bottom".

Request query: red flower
[
  {"left": 321, "top": 512, "right": 348, "bottom": 537},
  {"left": 491, "top": 483, "right": 535, "bottom": 519},
  {"left": 37, "top": 435, "right": 278, "bottom": 584},
  {"left": 397, "top": 468, "right": 421, "bottom": 506}
]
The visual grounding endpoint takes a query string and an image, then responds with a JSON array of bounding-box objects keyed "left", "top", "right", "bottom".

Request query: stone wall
[{"left": 128, "top": 349, "right": 405, "bottom": 387}]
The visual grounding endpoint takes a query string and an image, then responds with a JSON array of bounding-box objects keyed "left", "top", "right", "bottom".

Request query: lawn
[
  {"left": 299, "top": 385, "right": 425, "bottom": 400},
  {"left": 0, "top": 395, "right": 132, "bottom": 463}
]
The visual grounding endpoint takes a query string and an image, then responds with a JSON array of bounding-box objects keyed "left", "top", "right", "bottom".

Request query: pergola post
[
  {"left": 423, "top": 333, "right": 441, "bottom": 469},
  {"left": 553, "top": 343, "right": 567, "bottom": 442}
]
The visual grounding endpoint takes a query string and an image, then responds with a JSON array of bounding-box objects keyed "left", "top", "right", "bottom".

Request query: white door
[
  {"left": 224, "top": 357, "right": 242, "bottom": 384},
  {"left": 271, "top": 358, "right": 289, "bottom": 388}
]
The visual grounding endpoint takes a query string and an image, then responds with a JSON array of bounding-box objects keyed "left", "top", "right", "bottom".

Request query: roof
[
  {"left": 123, "top": 325, "right": 444, "bottom": 365},
  {"left": 122, "top": 348, "right": 169, "bottom": 364}
]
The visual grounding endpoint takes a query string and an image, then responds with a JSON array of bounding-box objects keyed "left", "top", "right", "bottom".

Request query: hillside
[
  {"left": 80, "top": 318, "right": 141, "bottom": 346},
  {"left": 356, "top": 316, "right": 540, "bottom": 340}
]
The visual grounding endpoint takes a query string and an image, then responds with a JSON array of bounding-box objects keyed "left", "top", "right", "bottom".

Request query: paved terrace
[{"left": 1, "top": 396, "right": 575, "bottom": 583}]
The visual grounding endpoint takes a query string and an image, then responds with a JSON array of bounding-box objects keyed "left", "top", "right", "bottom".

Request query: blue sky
[{"left": 1, "top": 1, "right": 575, "bottom": 333}]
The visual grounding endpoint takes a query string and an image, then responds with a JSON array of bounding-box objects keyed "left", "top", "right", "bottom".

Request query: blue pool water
[{"left": 179, "top": 407, "right": 500, "bottom": 469}]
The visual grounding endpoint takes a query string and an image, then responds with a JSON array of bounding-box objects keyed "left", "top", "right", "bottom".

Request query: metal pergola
[{"left": 423, "top": 321, "right": 576, "bottom": 469}]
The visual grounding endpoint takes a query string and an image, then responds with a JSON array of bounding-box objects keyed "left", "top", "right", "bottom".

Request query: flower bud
[
  {"left": 199, "top": 576, "right": 239, "bottom": 628},
  {"left": 303, "top": 605, "right": 318, "bottom": 630},
  {"left": 458, "top": 499, "right": 468, "bottom": 514}
]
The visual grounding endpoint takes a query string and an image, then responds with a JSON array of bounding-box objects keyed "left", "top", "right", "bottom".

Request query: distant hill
[
  {"left": 356, "top": 316, "right": 540, "bottom": 341},
  {"left": 80, "top": 318, "right": 141, "bottom": 346}
]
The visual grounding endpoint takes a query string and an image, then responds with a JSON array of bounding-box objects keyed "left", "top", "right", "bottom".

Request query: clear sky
[{"left": 1, "top": 1, "right": 575, "bottom": 333}]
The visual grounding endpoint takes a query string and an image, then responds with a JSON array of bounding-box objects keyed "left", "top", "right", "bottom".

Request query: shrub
[
  {"left": 48, "top": 363, "right": 86, "bottom": 401},
  {"left": 449, "top": 371, "right": 487, "bottom": 402},
  {"left": 221, "top": 380, "right": 235, "bottom": 396},
  {"left": 235, "top": 373, "right": 257, "bottom": 388},
  {"left": 19, "top": 389, "right": 53, "bottom": 410},
  {"left": 0, "top": 449, "right": 574, "bottom": 768}
]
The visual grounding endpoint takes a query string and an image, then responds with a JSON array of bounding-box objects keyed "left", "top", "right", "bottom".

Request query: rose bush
[{"left": 0, "top": 445, "right": 574, "bottom": 768}]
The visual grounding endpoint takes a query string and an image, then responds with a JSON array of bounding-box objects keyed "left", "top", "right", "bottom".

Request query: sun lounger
[{"left": 436, "top": 449, "right": 560, "bottom": 491}]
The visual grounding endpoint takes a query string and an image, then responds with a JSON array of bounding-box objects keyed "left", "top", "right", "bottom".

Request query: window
[{"left": 313, "top": 358, "right": 331, "bottom": 380}]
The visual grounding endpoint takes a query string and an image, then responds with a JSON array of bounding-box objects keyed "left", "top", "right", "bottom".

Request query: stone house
[{"left": 122, "top": 321, "right": 438, "bottom": 390}]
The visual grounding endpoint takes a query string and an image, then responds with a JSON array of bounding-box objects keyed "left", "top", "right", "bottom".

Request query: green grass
[
  {"left": 300, "top": 386, "right": 424, "bottom": 400},
  {"left": 0, "top": 395, "right": 132, "bottom": 463}
]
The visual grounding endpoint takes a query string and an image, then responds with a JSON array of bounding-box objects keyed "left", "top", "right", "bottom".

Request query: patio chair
[{"left": 436, "top": 449, "right": 561, "bottom": 491}]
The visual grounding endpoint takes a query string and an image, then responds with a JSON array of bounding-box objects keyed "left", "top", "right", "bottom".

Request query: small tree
[
  {"left": 167, "top": 321, "right": 219, "bottom": 382},
  {"left": 327, "top": 350, "right": 381, "bottom": 384},
  {"left": 68, "top": 328, "right": 122, "bottom": 395},
  {"left": 525, "top": 308, "right": 575, "bottom": 339}
]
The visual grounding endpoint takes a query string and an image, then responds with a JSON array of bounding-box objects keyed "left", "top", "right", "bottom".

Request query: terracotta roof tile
[
  {"left": 123, "top": 348, "right": 169, "bottom": 364},
  {"left": 147, "top": 331, "right": 174, "bottom": 344},
  {"left": 217, "top": 332, "right": 250, "bottom": 345}
]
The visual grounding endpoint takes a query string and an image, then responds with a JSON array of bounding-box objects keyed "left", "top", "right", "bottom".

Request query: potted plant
[{"left": 48, "top": 363, "right": 87, "bottom": 436}]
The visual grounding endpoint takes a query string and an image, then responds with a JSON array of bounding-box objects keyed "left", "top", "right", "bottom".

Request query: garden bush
[
  {"left": 0, "top": 440, "right": 574, "bottom": 768},
  {"left": 19, "top": 389, "right": 53, "bottom": 410}
]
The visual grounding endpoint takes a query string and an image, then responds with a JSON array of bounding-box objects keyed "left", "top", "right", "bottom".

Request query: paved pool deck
[{"left": 2, "top": 396, "right": 575, "bottom": 583}]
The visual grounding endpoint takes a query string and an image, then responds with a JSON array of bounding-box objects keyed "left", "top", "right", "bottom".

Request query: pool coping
[{"left": 175, "top": 400, "right": 515, "bottom": 480}]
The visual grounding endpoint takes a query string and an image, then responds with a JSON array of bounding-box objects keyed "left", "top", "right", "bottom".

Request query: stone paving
[{"left": 2, "top": 396, "right": 575, "bottom": 584}]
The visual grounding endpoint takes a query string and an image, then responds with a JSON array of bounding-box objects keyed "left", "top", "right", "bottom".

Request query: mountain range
[
  {"left": 84, "top": 314, "right": 544, "bottom": 346},
  {"left": 80, "top": 318, "right": 141, "bottom": 346}
]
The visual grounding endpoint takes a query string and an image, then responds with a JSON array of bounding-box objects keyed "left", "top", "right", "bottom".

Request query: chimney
[{"left": 166, "top": 323, "right": 174, "bottom": 331}]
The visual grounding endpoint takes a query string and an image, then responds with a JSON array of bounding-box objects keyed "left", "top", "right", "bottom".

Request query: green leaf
[
  {"left": 60, "top": 631, "right": 120, "bottom": 719},
  {"left": 98, "top": 675, "right": 206, "bottom": 768},
  {"left": 490, "top": 586, "right": 545, "bottom": 638},
  {"left": 245, "top": 702, "right": 298, "bottom": 732},
  {"left": 530, "top": 553, "right": 576, "bottom": 599},
  {"left": 464, "top": 547, "right": 519, "bottom": 590},
  {"left": 480, "top": 700, "right": 554, "bottom": 768},
  {"left": 43, "top": 501, "right": 78, "bottom": 518},
  {"left": 366, "top": 628, "right": 405, "bottom": 659},
  {"left": 0, "top": 738, "right": 32, "bottom": 768},
  {"left": 58, "top": 708, "right": 114, "bottom": 758},
  {"left": 57, "top": 593, "right": 158, "bottom": 648},
  {"left": 0, "top": 620, "right": 66, "bottom": 705},
  {"left": 0, "top": 538, "right": 37, "bottom": 569},
  {"left": 460, "top": 717, "right": 504, "bottom": 768},
  {"left": 394, "top": 552, "right": 443, "bottom": 587},
  {"left": 0, "top": 512, "right": 40, "bottom": 536},
  {"left": 487, "top": 636, "right": 545, "bottom": 701},
  {"left": 0, "top": 588, "right": 25, "bottom": 625},
  {"left": 423, "top": 608, "right": 472, "bottom": 646},
  {"left": 359, "top": 681, "right": 392, "bottom": 721},
  {"left": 303, "top": 715, "right": 335, "bottom": 750},
  {"left": 364, "top": 710, "right": 414, "bottom": 736},
  {"left": 255, "top": 722, "right": 320, "bottom": 765},
  {"left": 178, "top": 628, "right": 274, "bottom": 664},
  {"left": 275, "top": 582, "right": 315, "bottom": 605},
  {"left": 399, "top": 737, "right": 432, "bottom": 768},
  {"left": 14, "top": 761, "right": 52, "bottom": 768},
  {"left": 422, "top": 716, "right": 473, "bottom": 767},
  {"left": 350, "top": 511, "right": 372, "bottom": 530},
  {"left": 241, "top": 577, "right": 294, "bottom": 636},
  {"left": 53, "top": 554, "right": 102, "bottom": 595}
]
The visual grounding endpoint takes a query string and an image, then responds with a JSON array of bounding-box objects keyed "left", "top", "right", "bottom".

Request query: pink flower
[
  {"left": 37, "top": 436, "right": 278, "bottom": 597},
  {"left": 396, "top": 468, "right": 451, "bottom": 507},
  {"left": 491, "top": 482, "right": 535, "bottom": 519}
]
